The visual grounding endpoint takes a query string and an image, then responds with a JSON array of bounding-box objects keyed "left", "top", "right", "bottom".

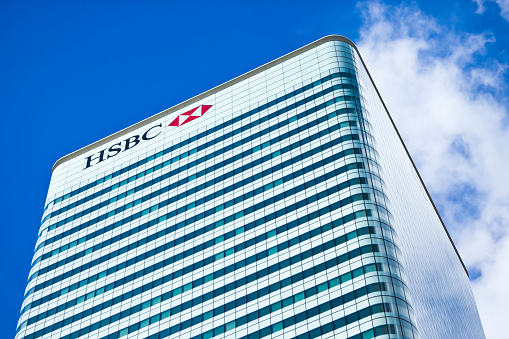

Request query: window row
[
  {"left": 234, "top": 303, "right": 392, "bottom": 339},
  {"left": 301, "top": 324, "right": 397, "bottom": 339}
]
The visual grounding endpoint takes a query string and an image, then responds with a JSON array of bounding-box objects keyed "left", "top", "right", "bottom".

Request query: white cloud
[
  {"left": 356, "top": 2, "right": 509, "bottom": 337},
  {"left": 474, "top": 0, "right": 509, "bottom": 21}
]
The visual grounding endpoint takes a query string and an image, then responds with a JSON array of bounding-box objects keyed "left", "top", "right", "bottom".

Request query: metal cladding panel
[{"left": 351, "top": 47, "right": 485, "bottom": 338}]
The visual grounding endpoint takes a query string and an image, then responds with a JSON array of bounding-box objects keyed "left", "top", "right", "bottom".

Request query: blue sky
[{"left": 1, "top": 0, "right": 508, "bottom": 337}]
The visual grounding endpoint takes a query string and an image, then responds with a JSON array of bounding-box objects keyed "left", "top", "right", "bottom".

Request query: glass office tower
[{"left": 16, "top": 36, "right": 485, "bottom": 339}]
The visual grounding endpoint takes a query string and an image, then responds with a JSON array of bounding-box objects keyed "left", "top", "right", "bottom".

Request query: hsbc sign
[
  {"left": 169, "top": 105, "right": 212, "bottom": 126},
  {"left": 84, "top": 105, "right": 212, "bottom": 169},
  {"left": 83, "top": 124, "right": 163, "bottom": 169}
]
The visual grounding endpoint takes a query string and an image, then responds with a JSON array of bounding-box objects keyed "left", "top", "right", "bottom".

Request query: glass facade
[{"left": 16, "top": 36, "right": 485, "bottom": 339}]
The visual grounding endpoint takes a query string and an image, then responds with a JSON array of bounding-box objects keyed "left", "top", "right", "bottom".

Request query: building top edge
[
  {"left": 51, "top": 35, "right": 356, "bottom": 174},
  {"left": 49, "top": 34, "right": 469, "bottom": 277}
]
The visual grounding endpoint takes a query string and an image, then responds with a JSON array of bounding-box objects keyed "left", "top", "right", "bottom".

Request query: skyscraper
[{"left": 16, "top": 35, "right": 485, "bottom": 339}]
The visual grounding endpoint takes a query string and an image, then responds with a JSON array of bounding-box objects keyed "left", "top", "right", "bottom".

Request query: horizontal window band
[
  {"left": 36, "top": 97, "right": 362, "bottom": 253},
  {"left": 130, "top": 267, "right": 386, "bottom": 339},
  {"left": 234, "top": 303, "right": 392, "bottom": 339},
  {"left": 345, "top": 325, "right": 398, "bottom": 339},
  {"left": 22, "top": 203, "right": 373, "bottom": 331},
  {"left": 44, "top": 70, "right": 359, "bottom": 212},
  {"left": 29, "top": 136, "right": 363, "bottom": 296},
  {"left": 42, "top": 82, "right": 360, "bottom": 226},
  {"left": 25, "top": 176, "right": 369, "bottom": 314},
  {"left": 30, "top": 143, "right": 363, "bottom": 283},
  {"left": 24, "top": 233, "right": 379, "bottom": 339},
  {"left": 40, "top": 104, "right": 359, "bottom": 239},
  {"left": 187, "top": 282, "right": 386, "bottom": 339}
]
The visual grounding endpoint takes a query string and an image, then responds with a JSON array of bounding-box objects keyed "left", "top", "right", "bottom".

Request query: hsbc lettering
[
  {"left": 82, "top": 104, "right": 212, "bottom": 170},
  {"left": 84, "top": 124, "right": 162, "bottom": 169}
]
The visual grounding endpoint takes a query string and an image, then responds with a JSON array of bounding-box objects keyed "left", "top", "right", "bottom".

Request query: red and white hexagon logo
[{"left": 169, "top": 105, "right": 212, "bottom": 127}]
